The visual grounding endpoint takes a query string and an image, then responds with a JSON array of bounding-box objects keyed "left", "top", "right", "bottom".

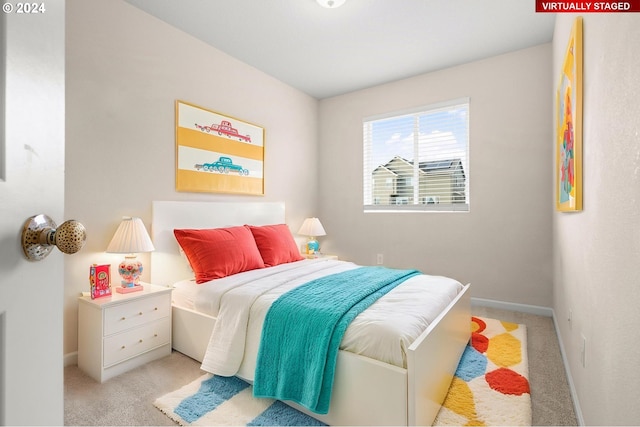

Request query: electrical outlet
[
  {"left": 581, "top": 334, "right": 587, "bottom": 368},
  {"left": 376, "top": 254, "right": 384, "bottom": 265}
]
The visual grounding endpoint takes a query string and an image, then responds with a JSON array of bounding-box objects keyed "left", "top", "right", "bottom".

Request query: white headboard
[{"left": 151, "top": 201, "right": 286, "bottom": 287}]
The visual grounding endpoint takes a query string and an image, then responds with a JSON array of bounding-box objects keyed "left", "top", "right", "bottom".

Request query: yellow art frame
[
  {"left": 175, "top": 100, "right": 265, "bottom": 195},
  {"left": 556, "top": 17, "right": 583, "bottom": 211}
]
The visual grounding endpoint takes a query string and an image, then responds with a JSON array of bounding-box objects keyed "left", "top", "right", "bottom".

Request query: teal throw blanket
[{"left": 253, "top": 266, "right": 420, "bottom": 414}]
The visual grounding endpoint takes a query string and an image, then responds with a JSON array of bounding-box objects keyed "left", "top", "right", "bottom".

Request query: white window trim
[{"left": 363, "top": 97, "right": 470, "bottom": 213}]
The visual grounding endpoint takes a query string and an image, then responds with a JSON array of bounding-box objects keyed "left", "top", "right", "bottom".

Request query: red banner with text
[{"left": 536, "top": 0, "right": 640, "bottom": 11}]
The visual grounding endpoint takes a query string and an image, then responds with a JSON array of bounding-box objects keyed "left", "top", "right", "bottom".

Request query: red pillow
[
  {"left": 174, "top": 226, "right": 265, "bottom": 284},
  {"left": 248, "top": 224, "right": 304, "bottom": 267}
]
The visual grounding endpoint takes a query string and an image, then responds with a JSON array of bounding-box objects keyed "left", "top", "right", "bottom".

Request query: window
[{"left": 363, "top": 98, "right": 469, "bottom": 212}]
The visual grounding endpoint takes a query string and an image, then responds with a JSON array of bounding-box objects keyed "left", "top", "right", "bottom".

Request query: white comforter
[{"left": 171, "top": 259, "right": 463, "bottom": 380}]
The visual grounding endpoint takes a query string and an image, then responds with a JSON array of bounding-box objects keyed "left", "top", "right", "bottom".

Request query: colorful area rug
[
  {"left": 153, "top": 374, "right": 326, "bottom": 426},
  {"left": 434, "top": 316, "right": 531, "bottom": 426},
  {"left": 154, "top": 316, "right": 530, "bottom": 426}
]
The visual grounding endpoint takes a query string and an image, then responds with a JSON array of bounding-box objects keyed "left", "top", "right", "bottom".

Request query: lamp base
[
  {"left": 306, "top": 238, "right": 320, "bottom": 254},
  {"left": 116, "top": 284, "right": 144, "bottom": 294},
  {"left": 117, "top": 255, "right": 143, "bottom": 289}
]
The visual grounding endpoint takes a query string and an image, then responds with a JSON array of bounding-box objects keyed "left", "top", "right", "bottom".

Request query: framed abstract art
[
  {"left": 175, "top": 100, "right": 265, "bottom": 195},
  {"left": 556, "top": 17, "right": 583, "bottom": 211}
]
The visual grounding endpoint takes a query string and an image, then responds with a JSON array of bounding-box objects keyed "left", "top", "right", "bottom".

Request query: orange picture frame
[
  {"left": 556, "top": 17, "right": 583, "bottom": 212},
  {"left": 175, "top": 100, "right": 265, "bottom": 195}
]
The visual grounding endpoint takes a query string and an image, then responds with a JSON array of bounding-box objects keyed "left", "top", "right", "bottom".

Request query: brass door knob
[{"left": 22, "top": 214, "right": 87, "bottom": 261}]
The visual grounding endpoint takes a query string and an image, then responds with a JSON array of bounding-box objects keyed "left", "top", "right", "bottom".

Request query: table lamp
[
  {"left": 106, "top": 217, "right": 155, "bottom": 293},
  {"left": 297, "top": 217, "right": 326, "bottom": 254}
]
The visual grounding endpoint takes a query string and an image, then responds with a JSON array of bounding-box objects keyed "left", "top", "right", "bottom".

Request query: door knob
[{"left": 22, "top": 214, "right": 87, "bottom": 261}]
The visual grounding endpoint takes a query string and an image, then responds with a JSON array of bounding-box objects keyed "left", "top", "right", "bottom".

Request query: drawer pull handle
[
  {"left": 139, "top": 339, "right": 143, "bottom": 343},
  {"left": 154, "top": 307, "right": 158, "bottom": 311},
  {"left": 154, "top": 333, "right": 158, "bottom": 338},
  {"left": 139, "top": 312, "right": 143, "bottom": 316},
  {"left": 121, "top": 317, "right": 126, "bottom": 321},
  {"left": 121, "top": 345, "right": 125, "bottom": 349}
]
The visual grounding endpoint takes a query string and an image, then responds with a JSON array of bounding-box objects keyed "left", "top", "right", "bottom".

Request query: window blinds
[{"left": 363, "top": 98, "right": 469, "bottom": 212}]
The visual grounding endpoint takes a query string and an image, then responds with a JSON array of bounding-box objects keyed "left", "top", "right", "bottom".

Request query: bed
[{"left": 150, "top": 200, "right": 471, "bottom": 426}]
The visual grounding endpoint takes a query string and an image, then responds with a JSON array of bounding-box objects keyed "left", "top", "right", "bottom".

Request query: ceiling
[{"left": 125, "top": 0, "right": 556, "bottom": 99}]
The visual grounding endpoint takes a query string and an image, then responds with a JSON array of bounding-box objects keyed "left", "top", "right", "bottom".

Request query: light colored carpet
[
  {"left": 471, "top": 306, "right": 577, "bottom": 425},
  {"left": 64, "top": 306, "right": 577, "bottom": 426}
]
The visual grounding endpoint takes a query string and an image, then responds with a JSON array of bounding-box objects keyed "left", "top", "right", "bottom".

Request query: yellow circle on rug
[
  {"left": 500, "top": 320, "right": 519, "bottom": 332},
  {"left": 442, "top": 377, "right": 477, "bottom": 419},
  {"left": 486, "top": 332, "right": 521, "bottom": 367}
]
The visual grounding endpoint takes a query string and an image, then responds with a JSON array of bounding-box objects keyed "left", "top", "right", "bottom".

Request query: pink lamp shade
[{"left": 106, "top": 217, "right": 155, "bottom": 293}]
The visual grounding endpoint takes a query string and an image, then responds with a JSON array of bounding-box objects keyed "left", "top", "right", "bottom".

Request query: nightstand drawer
[
  {"left": 103, "top": 317, "right": 171, "bottom": 367},
  {"left": 103, "top": 293, "right": 171, "bottom": 336}
]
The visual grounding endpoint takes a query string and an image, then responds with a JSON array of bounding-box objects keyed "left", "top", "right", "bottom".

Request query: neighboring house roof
[
  {"left": 418, "top": 158, "right": 465, "bottom": 178},
  {"left": 374, "top": 156, "right": 465, "bottom": 178},
  {"left": 391, "top": 155, "right": 412, "bottom": 164},
  {"left": 372, "top": 165, "right": 398, "bottom": 176}
]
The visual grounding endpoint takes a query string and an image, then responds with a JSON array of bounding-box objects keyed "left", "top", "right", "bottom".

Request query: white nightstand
[
  {"left": 302, "top": 253, "right": 338, "bottom": 260},
  {"left": 77, "top": 283, "right": 172, "bottom": 383}
]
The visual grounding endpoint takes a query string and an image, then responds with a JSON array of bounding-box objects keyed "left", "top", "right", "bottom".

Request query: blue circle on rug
[{"left": 456, "top": 345, "right": 488, "bottom": 382}]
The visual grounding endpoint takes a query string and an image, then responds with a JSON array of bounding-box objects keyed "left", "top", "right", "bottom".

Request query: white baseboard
[
  {"left": 550, "top": 309, "right": 585, "bottom": 426},
  {"left": 471, "top": 297, "right": 584, "bottom": 425},
  {"left": 64, "top": 351, "right": 78, "bottom": 367},
  {"left": 471, "top": 297, "right": 553, "bottom": 317}
]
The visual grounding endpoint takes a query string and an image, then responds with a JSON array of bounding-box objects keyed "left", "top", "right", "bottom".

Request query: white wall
[
  {"left": 64, "top": 0, "right": 319, "bottom": 356},
  {"left": 318, "top": 44, "right": 553, "bottom": 307},
  {"left": 553, "top": 14, "right": 640, "bottom": 425}
]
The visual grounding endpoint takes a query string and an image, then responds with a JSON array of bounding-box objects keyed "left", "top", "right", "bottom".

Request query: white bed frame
[{"left": 151, "top": 200, "right": 470, "bottom": 426}]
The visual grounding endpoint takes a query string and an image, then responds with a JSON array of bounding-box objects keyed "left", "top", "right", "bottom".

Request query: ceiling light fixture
[{"left": 316, "top": 0, "right": 346, "bottom": 8}]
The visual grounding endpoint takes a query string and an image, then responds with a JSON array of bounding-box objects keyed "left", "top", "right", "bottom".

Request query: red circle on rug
[
  {"left": 471, "top": 316, "right": 486, "bottom": 333},
  {"left": 486, "top": 368, "right": 530, "bottom": 396},
  {"left": 471, "top": 332, "right": 489, "bottom": 353}
]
